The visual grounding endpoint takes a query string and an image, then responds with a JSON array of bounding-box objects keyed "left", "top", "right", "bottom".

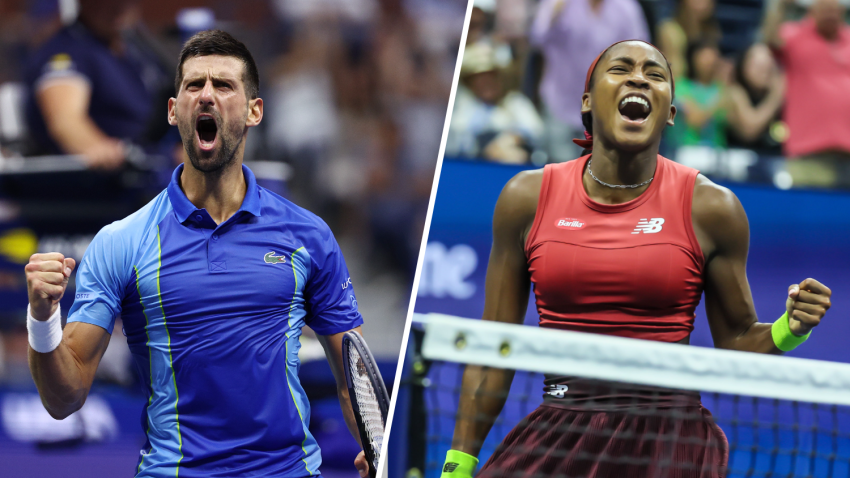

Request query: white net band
[{"left": 414, "top": 313, "right": 850, "bottom": 406}]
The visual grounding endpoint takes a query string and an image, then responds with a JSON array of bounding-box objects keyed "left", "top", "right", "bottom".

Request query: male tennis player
[
  {"left": 440, "top": 40, "right": 833, "bottom": 477},
  {"left": 25, "top": 30, "right": 369, "bottom": 478}
]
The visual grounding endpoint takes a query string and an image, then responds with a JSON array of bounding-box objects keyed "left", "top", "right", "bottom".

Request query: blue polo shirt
[{"left": 68, "top": 164, "right": 363, "bottom": 477}]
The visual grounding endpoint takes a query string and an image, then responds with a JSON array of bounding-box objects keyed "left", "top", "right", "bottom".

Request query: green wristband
[
  {"left": 441, "top": 450, "right": 478, "bottom": 478},
  {"left": 771, "top": 311, "right": 811, "bottom": 352}
]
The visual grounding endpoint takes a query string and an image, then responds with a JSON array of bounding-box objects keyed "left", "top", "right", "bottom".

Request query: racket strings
[{"left": 348, "top": 342, "right": 385, "bottom": 468}]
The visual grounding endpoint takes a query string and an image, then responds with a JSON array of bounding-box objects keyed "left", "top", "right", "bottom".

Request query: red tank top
[{"left": 525, "top": 155, "right": 704, "bottom": 343}]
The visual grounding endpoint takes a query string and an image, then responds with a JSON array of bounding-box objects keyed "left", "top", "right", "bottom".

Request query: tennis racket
[{"left": 342, "top": 331, "right": 390, "bottom": 478}]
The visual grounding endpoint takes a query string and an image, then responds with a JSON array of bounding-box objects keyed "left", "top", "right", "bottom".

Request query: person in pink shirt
[{"left": 763, "top": 0, "right": 850, "bottom": 188}]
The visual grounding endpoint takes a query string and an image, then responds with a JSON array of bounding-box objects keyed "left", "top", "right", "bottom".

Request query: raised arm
[
  {"left": 448, "top": 169, "right": 542, "bottom": 465},
  {"left": 762, "top": 0, "right": 794, "bottom": 49},
  {"left": 317, "top": 328, "right": 370, "bottom": 478},
  {"left": 727, "top": 75, "right": 785, "bottom": 143},
  {"left": 692, "top": 175, "right": 831, "bottom": 353},
  {"left": 529, "top": 0, "right": 569, "bottom": 46},
  {"left": 26, "top": 253, "right": 111, "bottom": 419}
]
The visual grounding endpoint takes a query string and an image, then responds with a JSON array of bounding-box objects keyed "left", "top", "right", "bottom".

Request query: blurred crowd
[
  {"left": 0, "top": 0, "right": 465, "bottom": 386},
  {"left": 446, "top": 0, "right": 850, "bottom": 189}
]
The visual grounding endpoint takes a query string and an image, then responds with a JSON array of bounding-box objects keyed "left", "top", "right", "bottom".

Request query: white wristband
[{"left": 27, "top": 304, "right": 63, "bottom": 353}]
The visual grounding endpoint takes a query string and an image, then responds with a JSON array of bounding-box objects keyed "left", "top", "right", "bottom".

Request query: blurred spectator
[
  {"left": 493, "top": 0, "right": 535, "bottom": 41},
  {"left": 265, "top": 24, "right": 341, "bottom": 192},
  {"left": 726, "top": 43, "right": 786, "bottom": 157},
  {"left": 270, "top": 0, "right": 378, "bottom": 24},
  {"left": 467, "top": 0, "right": 513, "bottom": 64},
  {"left": 467, "top": 0, "right": 522, "bottom": 92},
  {"left": 24, "top": 0, "right": 171, "bottom": 169},
  {"left": 667, "top": 41, "right": 728, "bottom": 149},
  {"left": 264, "top": 0, "right": 456, "bottom": 276},
  {"left": 763, "top": 0, "right": 850, "bottom": 188},
  {"left": 530, "top": 0, "right": 649, "bottom": 162},
  {"left": 0, "top": 1, "right": 61, "bottom": 84},
  {"left": 657, "top": 0, "right": 721, "bottom": 80},
  {"left": 446, "top": 42, "right": 543, "bottom": 164},
  {"left": 468, "top": 0, "right": 493, "bottom": 45},
  {"left": 370, "top": 0, "right": 457, "bottom": 273}
]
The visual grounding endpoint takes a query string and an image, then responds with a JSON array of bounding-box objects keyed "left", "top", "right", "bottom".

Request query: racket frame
[{"left": 342, "top": 331, "right": 390, "bottom": 478}]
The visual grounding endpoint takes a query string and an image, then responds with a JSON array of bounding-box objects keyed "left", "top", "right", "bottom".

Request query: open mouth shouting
[
  {"left": 196, "top": 114, "right": 218, "bottom": 151},
  {"left": 618, "top": 93, "right": 651, "bottom": 125}
]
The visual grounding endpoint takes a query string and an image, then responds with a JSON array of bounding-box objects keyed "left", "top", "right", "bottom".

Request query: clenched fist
[
  {"left": 786, "top": 278, "right": 831, "bottom": 336},
  {"left": 25, "top": 253, "right": 76, "bottom": 321}
]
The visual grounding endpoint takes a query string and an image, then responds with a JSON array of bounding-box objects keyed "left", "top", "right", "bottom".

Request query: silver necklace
[{"left": 586, "top": 158, "right": 654, "bottom": 189}]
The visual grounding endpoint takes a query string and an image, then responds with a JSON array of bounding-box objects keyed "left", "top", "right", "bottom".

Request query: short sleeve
[
  {"left": 33, "top": 48, "right": 93, "bottom": 92},
  {"left": 303, "top": 226, "right": 364, "bottom": 336},
  {"left": 67, "top": 228, "right": 130, "bottom": 334}
]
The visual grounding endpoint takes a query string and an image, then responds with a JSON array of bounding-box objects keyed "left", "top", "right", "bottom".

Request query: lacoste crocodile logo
[{"left": 264, "top": 252, "right": 287, "bottom": 264}]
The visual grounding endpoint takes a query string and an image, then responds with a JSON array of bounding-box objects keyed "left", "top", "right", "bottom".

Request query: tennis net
[{"left": 403, "top": 313, "right": 850, "bottom": 478}]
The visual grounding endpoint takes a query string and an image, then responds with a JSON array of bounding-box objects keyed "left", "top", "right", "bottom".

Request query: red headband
[{"left": 572, "top": 40, "right": 674, "bottom": 150}]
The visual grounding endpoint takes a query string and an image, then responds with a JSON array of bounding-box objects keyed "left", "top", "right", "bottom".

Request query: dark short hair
[
  {"left": 175, "top": 30, "right": 259, "bottom": 100},
  {"left": 686, "top": 39, "right": 719, "bottom": 81}
]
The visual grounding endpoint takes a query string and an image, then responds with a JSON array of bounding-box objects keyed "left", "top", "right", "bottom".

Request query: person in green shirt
[{"left": 667, "top": 40, "right": 729, "bottom": 149}]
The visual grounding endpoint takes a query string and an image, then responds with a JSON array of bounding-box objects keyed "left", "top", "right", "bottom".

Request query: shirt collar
[{"left": 167, "top": 163, "right": 262, "bottom": 224}]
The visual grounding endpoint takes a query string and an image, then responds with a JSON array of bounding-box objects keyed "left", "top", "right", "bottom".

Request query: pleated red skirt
[{"left": 477, "top": 403, "right": 728, "bottom": 478}]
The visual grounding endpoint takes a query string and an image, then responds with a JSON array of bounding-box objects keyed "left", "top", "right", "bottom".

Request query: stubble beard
[{"left": 178, "top": 109, "right": 245, "bottom": 176}]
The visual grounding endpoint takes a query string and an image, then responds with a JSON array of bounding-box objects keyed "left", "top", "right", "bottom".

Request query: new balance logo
[
  {"left": 443, "top": 463, "right": 460, "bottom": 473},
  {"left": 545, "top": 384, "right": 569, "bottom": 398},
  {"left": 264, "top": 252, "right": 287, "bottom": 264},
  {"left": 632, "top": 218, "right": 665, "bottom": 234},
  {"left": 555, "top": 218, "right": 585, "bottom": 229}
]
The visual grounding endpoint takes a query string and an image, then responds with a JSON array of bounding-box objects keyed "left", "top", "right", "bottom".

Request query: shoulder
[
  {"left": 498, "top": 168, "right": 544, "bottom": 211},
  {"left": 82, "top": 191, "right": 171, "bottom": 272},
  {"left": 99, "top": 191, "right": 171, "bottom": 243},
  {"left": 450, "top": 87, "right": 477, "bottom": 117},
  {"left": 33, "top": 27, "right": 76, "bottom": 54},
  {"left": 692, "top": 174, "right": 748, "bottom": 250},
  {"left": 260, "top": 187, "right": 330, "bottom": 229},
  {"left": 779, "top": 19, "right": 812, "bottom": 48},
  {"left": 494, "top": 167, "right": 545, "bottom": 236},
  {"left": 258, "top": 187, "right": 337, "bottom": 253},
  {"left": 30, "top": 26, "right": 92, "bottom": 64},
  {"left": 26, "top": 28, "right": 98, "bottom": 84},
  {"left": 454, "top": 86, "right": 475, "bottom": 103}
]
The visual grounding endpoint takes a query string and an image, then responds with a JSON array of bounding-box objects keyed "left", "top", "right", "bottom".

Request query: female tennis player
[{"left": 440, "top": 40, "right": 832, "bottom": 478}]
